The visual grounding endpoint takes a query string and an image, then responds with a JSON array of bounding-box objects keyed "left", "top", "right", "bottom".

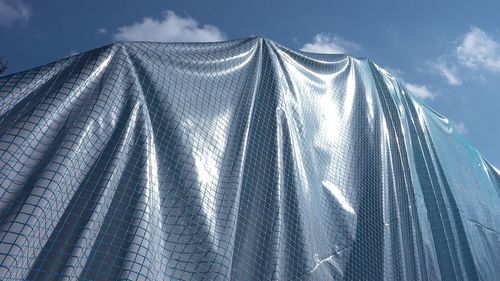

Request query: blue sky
[{"left": 1, "top": 0, "right": 498, "bottom": 167}]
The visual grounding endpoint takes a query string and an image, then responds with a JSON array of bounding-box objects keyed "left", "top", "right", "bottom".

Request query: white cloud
[
  {"left": 405, "top": 82, "right": 436, "bottom": 100},
  {"left": 114, "top": 11, "right": 225, "bottom": 42},
  {"left": 301, "top": 33, "right": 360, "bottom": 54},
  {"left": 0, "top": 0, "right": 31, "bottom": 26},
  {"left": 456, "top": 27, "right": 500, "bottom": 72},
  {"left": 455, "top": 122, "right": 468, "bottom": 135},
  {"left": 427, "top": 26, "right": 500, "bottom": 85},
  {"left": 97, "top": 28, "right": 107, "bottom": 35},
  {"left": 385, "top": 67, "right": 403, "bottom": 76},
  {"left": 431, "top": 62, "right": 462, "bottom": 86}
]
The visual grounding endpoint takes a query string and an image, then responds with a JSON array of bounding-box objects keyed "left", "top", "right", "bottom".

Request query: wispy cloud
[
  {"left": 97, "top": 28, "right": 107, "bottom": 35},
  {"left": 431, "top": 62, "right": 462, "bottom": 86},
  {"left": 301, "top": 33, "right": 360, "bottom": 54},
  {"left": 0, "top": 0, "right": 31, "bottom": 26},
  {"left": 429, "top": 26, "right": 500, "bottom": 85},
  {"left": 114, "top": 11, "right": 225, "bottom": 42},
  {"left": 384, "top": 67, "right": 403, "bottom": 76},
  {"left": 455, "top": 122, "right": 468, "bottom": 135},
  {"left": 405, "top": 82, "right": 437, "bottom": 100}
]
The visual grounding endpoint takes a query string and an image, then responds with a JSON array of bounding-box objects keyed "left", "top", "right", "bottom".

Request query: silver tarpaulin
[{"left": 0, "top": 38, "right": 499, "bottom": 280}]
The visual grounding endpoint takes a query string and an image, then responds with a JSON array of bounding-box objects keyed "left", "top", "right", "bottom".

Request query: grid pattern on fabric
[{"left": 0, "top": 38, "right": 499, "bottom": 280}]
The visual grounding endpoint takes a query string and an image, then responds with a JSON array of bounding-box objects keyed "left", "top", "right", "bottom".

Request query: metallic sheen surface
[{"left": 0, "top": 38, "right": 499, "bottom": 280}]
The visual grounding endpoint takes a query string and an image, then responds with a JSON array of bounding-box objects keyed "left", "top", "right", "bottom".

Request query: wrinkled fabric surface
[{"left": 0, "top": 38, "right": 499, "bottom": 281}]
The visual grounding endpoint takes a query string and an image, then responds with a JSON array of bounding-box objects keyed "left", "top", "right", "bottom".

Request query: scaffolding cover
[{"left": 0, "top": 38, "right": 499, "bottom": 280}]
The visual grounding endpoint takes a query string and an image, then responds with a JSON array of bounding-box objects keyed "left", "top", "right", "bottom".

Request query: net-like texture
[{"left": 0, "top": 38, "right": 499, "bottom": 280}]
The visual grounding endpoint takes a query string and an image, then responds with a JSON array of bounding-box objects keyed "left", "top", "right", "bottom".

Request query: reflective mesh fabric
[{"left": 0, "top": 38, "right": 499, "bottom": 280}]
